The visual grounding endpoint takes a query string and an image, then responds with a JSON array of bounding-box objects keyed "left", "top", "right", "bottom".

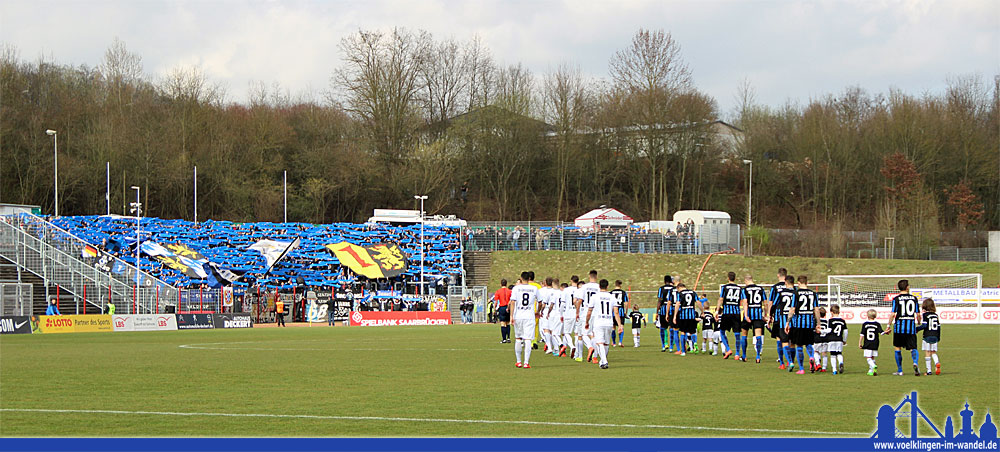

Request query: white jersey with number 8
[{"left": 511, "top": 285, "right": 539, "bottom": 321}]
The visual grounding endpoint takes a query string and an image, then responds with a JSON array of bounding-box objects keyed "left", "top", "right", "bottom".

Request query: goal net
[{"left": 828, "top": 274, "right": 984, "bottom": 324}]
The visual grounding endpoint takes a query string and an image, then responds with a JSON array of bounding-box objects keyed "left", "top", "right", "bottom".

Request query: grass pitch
[
  {"left": 488, "top": 251, "right": 1000, "bottom": 293},
  {"left": 1, "top": 323, "right": 997, "bottom": 437}
]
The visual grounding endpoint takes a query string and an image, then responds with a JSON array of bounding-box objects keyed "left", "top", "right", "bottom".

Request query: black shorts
[
  {"left": 720, "top": 314, "right": 741, "bottom": 332},
  {"left": 740, "top": 320, "right": 752, "bottom": 332},
  {"left": 658, "top": 315, "right": 669, "bottom": 329},
  {"left": 778, "top": 327, "right": 789, "bottom": 342},
  {"left": 893, "top": 333, "right": 917, "bottom": 350},
  {"left": 769, "top": 322, "right": 782, "bottom": 338},
  {"left": 497, "top": 306, "right": 510, "bottom": 322},
  {"left": 750, "top": 319, "right": 766, "bottom": 331},
  {"left": 791, "top": 327, "right": 815, "bottom": 345},
  {"left": 685, "top": 318, "right": 699, "bottom": 334}
]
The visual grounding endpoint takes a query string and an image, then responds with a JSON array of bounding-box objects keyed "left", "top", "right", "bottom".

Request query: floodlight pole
[
  {"left": 283, "top": 170, "right": 287, "bottom": 223},
  {"left": 194, "top": 165, "right": 198, "bottom": 224},
  {"left": 414, "top": 195, "right": 428, "bottom": 295},
  {"left": 131, "top": 185, "right": 141, "bottom": 313},
  {"left": 45, "top": 129, "right": 58, "bottom": 216},
  {"left": 105, "top": 162, "right": 111, "bottom": 215},
  {"left": 742, "top": 159, "right": 753, "bottom": 255}
]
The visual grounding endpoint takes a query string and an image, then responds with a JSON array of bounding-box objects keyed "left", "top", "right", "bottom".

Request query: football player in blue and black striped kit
[
  {"left": 672, "top": 283, "right": 701, "bottom": 356},
  {"left": 741, "top": 275, "right": 767, "bottom": 363},
  {"left": 784, "top": 275, "right": 819, "bottom": 374},
  {"left": 656, "top": 275, "right": 675, "bottom": 352},
  {"left": 768, "top": 268, "right": 789, "bottom": 367},
  {"left": 717, "top": 272, "right": 743, "bottom": 360},
  {"left": 885, "top": 279, "right": 921, "bottom": 376},
  {"left": 773, "top": 275, "right": 797, "bottom": 369},
  {"left": 610, "top": 281, "right": 629, "bottom": 347}
]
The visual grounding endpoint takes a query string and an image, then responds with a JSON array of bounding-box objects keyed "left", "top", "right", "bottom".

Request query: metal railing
[
  {"left": 461, "top": 223, "right": 740, "bottom": 255},
  {"left": 928, "top": 247, "right": 988, "bottom": 262},
  {"left": 0, "top": 214, "right": 179, "bottom": 314},
  {"left": 0, "top": 282, "right": 32, "bottom": 316}
]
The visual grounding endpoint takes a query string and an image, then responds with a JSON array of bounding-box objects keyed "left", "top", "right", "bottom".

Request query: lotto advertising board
[
  {"left": 0, "top": 316, "right": 32, "bottom": 334},
  {"left": 31, "top": 315, "right": 113, "bottom": 334},
  {"left": 111, "top": 314, "right": 179, "bottom": 332},
  {"left": 348, "top": 311, "right": 451, "bottom": 327},
  {"left": 212, "top": 313, "right": 253, "bottom": 329}
]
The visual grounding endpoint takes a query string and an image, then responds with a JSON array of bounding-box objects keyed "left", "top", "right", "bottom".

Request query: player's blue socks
[
  {"left": 670, "top": 329, "right": 678, "bottom": 351},
  {"left": 785, "top": 346, "right": 795, "bottom": 366},
  {"left": 776, "top": 341, "right": 785, "bottom": 365},
  {"left": 720, "top": 332, "right": 730, "bottom": 353},
  {"left": 796, "top": 346, "right": 804, "bottom": 369},
  {"left": 619, "top": 330, "right": 624, "bottom": 344},
  {"left": 910, "top": 349, "right": 918, "bottom": 365},
  {"left": 734, "top": 332, "right": 742, "bottom": 358},
  {"left": 741, "top": 335, "right": 748, "bottom": 359},
  {"left": 680, "top": 334, "right": 687, "bottom": 353},
  {"left": 894, "top": 350, "right": 903, "bottom": 373},
  {"left": 805, "top": 344, "right": 815, "bottom": 363},
  {"left": 755, "top": 336, "right": 763, "bottom": 360},
  {"left": 659, "top": 328, "right": 666, "bottom": 348}
]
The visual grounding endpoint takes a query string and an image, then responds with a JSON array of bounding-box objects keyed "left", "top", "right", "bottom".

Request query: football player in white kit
[
  {"left": 542, "top": 277, "right": 563, "bottom": 356},
  {"left": 560, "top": 279, "right": 577, "bottom": 358},
  {"left": 585, "top": 279, "right": 621, "bottom": 369},
  {"left": 579, "top": 270, "right": 601, "bottom": 363},
  {"left": 537, "top": 278, "right": 552, "bottom": 353},
  {"left": 573, "top": 278, "right": 587, "bottom": 362},
  {"left": 511, "top": 272, "right": 542, "bottom": 368}
]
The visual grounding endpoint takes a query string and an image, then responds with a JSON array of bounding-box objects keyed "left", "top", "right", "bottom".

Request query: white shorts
[
  {"left": 549, "top": 320, "right": 563, "bottom": 336},
  {"left": 702, "top": 329, "right": 714, "bottom": 340},
  {"left": 563, "top": 318, "right": 576, "bottom": 335},
  {"left": 593, "top": 326, "right": 614, "bottom": 344},
  {"left": 713, "top": 331, "right": 721, "bottom": 341},
  {"left": 514, "top": 318, "right": 536, "bottom": 341},
  {"left": 575, "top": 317, "right": 585, "bottom": 335},
  {"left": 632, "top": 327, "right": 641, "bottom": 336},
  {"left": 539, "top": 316, "right": 549, "bottom": 331},
  {"left": 828, "top": 342, "right": 844, "bottom": 353},
  {"left": 922, "top": 340, "right": 938, "bottom": 352},
  {"left": 814, "top": 342, "right": 828, "bottom": 353},
  {"left": 864, "top": 349, "right": 878, "bottom": 358}
]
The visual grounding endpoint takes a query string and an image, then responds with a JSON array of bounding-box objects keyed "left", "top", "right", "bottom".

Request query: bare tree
[
  {"left": 419, "top": 37, "right": 470, "bottom": 126},
  {"left": 544, "top": 63, "right": 590, "bottom": 221},
  {"left": 334, "top": 28, "right": 431, "bottom": 162}
]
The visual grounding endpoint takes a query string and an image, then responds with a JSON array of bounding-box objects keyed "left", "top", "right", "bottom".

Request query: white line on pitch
[
  {"left": 178, "top": 341, "right": 505, "bottom": 352},
  {"left": 0, "top": 408, "right": 866, "bottom": 436}
]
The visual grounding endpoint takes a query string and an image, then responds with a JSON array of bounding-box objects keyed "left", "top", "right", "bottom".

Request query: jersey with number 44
[{"left": 510, "top": 285, "right": 539, "bottom": 320}]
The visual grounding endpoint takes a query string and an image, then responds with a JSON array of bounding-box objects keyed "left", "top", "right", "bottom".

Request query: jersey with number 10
[
  {"left": 891, "top": 294, "right": 919, "bottom": 334},
  {"left": 510, "top": 285, "right": 539, "bottom": 320}
]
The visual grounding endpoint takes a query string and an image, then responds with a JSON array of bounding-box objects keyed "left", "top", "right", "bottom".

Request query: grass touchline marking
[
  {"left": 0, "top": 408, "right": 866, "bottom": 436},
  {"left": 178, "top": 341, "right": 506, "bottom": 352}
]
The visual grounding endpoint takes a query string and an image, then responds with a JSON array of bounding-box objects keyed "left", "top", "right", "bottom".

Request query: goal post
[{"left": 828, "top": 274, "right": 985, "bottom": 324}]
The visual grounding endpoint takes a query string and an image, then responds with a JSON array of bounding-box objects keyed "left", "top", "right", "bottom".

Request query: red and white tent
[{"left": 574, "top": 207, "right": 634, "bottom": 229}]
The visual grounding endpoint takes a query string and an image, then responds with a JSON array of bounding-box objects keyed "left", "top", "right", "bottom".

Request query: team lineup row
[{"left": 492, "top": 268, "right": 943, "bottom": 376}]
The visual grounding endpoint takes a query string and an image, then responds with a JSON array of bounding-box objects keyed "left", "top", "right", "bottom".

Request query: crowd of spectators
[
  {"left": 462, "top": 221, "right": 702, "bottom": 254},
  {"left": 46, "top": 215, "right": 464, "bottom": 293}
]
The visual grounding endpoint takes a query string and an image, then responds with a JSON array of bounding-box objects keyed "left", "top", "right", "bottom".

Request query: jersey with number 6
[
  {"left": 510, "top": 284, "right": 539, "bottom": 320},
  {"left": 591, "top": 292, "right": 620, "bottom": 328}
]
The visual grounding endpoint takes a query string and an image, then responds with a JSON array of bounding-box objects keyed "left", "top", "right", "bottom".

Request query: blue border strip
[{"left": 0, "top": 438, "right": 876, "bottom": 452}]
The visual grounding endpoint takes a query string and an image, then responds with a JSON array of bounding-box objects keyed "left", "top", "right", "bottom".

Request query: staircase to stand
[{"left": 0, "top": 215, "right": 179, "bottom": 314}]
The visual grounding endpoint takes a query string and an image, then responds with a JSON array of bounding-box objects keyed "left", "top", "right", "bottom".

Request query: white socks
[
  {"left": 564, "top": 333, "right": 574, "bottom": 351},
  {"left": 932, "top": 354, "right": 939, "bottom": 365},
  {"left": 836, "top": 354, "right": 844, "bottom": 368},
  {"left": 515, "top": 340, "right": 523, "bottom": 363},
  {"left": 925, "top": 357, "right": 932, "bottom": 373},
  {"left": 596, "top": 343, "right": 608, "bottom": 365},
  {"left": 634, "top": 334, "right": 640, "bottom": 347},
  {"left": 582, "top": 334, "right": 593, "bottom": 350},
  {"left": 867, "top": 357, "right": 876, "bottom": 370},
  {"left": 822, "top": 356, "right": 828, "bottom": 369},
  {"left": 522, "top": 339, "right": 532, "bottom": 364}
]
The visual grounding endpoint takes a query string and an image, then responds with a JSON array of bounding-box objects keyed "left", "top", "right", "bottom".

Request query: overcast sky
[{"left": 2, "top": 0, "right": 997, "bottom": 118}]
